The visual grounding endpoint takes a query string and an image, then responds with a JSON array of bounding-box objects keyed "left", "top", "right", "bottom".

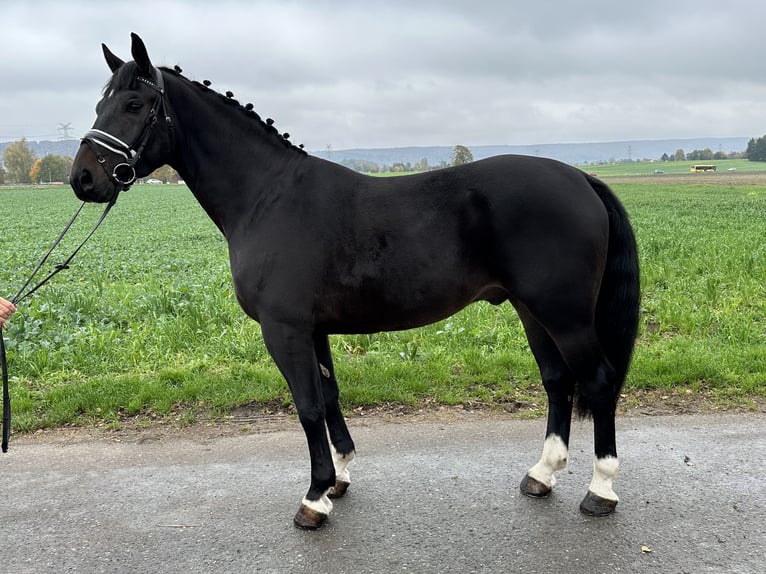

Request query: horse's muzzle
[
  {"left": 70, "top": 167, "right": 119, "bottom": 203},
  {"left": 70, "top": 145, "right": 120, "bottom": 203}
]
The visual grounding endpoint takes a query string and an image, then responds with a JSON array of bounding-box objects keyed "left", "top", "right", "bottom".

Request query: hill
[
  {"left": 0, "top": 136, "right": 750, "bottom": 170},
  {"left": 311, "top": 137, "right": 750, "bottom": 167}
]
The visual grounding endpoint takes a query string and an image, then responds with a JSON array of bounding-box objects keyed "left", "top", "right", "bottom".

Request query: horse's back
[{"left": 358, "top": 155, "right": 610, "bottom": 287}]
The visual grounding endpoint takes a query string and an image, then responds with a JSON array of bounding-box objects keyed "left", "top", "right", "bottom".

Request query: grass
[
  {"left": 1, "top": 175, "right": 765, "bottom": 432},
  {"left": 625, "top": 183, "right": 766, "bottom": 399},
  {"left": 586, "top": 158, "right": 759, "bottom": 177}
]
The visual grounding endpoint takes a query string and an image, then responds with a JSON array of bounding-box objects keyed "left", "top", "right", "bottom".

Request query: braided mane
[{"left": 161, "top": 66, "right": 307, "bottom": 155}]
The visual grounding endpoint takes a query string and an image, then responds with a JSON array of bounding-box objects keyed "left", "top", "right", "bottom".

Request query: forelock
[{"left": 102, "top": 62, "right": 141, "bottom": 95}]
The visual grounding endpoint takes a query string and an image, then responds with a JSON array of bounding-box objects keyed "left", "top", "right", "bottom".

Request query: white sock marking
[
  {"left": 588, "top": 456, "right": 620, "bottom": 501},
  {"left": 332, "top": 448, "right": 355, "bottom": 484},
  {"left": 302, "top": 489, "right": 333, "bottom": 515},
  {"left": 327, "top": 426, "right": 355, "bottom": 484},
  {"left": 527, "top": 434, "right": 568, "bottom": 488}
]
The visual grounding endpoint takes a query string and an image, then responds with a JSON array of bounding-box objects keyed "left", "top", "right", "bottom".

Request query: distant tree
[
  {"left": 30, "top": 154, "right": 73, "bottom": 183},
  {"left": 746, "top": 135, "right": 766, "bottom": 162},
  {"left": 29, "top": 158, "right": 42, "bottom": 183},
  {"left": 674, "top": 148, "right": 685, "bottom": 162},
  {"left": 0, "top": 166, "right": 5, "bottom": 184},
  {"left": 451, "top": 145, "right": 473, "bottom": 166},
  {"left": 339, "top": 159, "right": 380, "bottom": 173},
  {"left": 2, "top": 137, "right": 35, "bottom": 183},
  {"left": 413, "top": 157, "right": 430, "bottom": 172},
  {"left": 660, "top": 153, "right": 670, "bottom": 162},
  {"left": 713, "top": 151, "right": 728, "bottom": 160},
  {"left": 687, "top": 148, "right": 714, "bottom": 161},
  {"left": 148, "top": 164, "right": 179, "bottom": 183}
]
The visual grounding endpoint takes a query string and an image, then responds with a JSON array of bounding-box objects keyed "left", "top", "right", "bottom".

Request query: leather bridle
[{"left": 81, "top": 67, "right": 172, "bottom": 193}]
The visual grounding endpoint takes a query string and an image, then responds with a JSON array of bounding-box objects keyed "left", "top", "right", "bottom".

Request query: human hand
[{"left": 0, "top": 297, "right": 16, "bottom": 329}]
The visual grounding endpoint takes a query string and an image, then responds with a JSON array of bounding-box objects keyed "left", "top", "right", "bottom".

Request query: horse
[{"left": 70, "top": 33, "right": 640, "bottom": 530}]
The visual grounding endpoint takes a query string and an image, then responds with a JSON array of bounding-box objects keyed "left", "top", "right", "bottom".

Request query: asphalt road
[{"left": 2, "top": 412, "right": 764, "bottom": 573}]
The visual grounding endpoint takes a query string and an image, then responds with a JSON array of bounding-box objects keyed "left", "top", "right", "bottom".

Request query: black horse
[{"left": 71, "top": 34, "right": 640, "bottom": 530}]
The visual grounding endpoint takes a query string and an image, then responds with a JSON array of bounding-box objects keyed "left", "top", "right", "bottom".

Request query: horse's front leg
[
  {"left": 314, "top": 333, "right": 356, "bottom": 498},
  {"left": 261, "top": 321, "right": 336, "bottom": 529}
]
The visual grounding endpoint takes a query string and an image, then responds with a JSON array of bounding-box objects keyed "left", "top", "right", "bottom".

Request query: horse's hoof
[
  {"left": 579, "top": 491, "right": 618, "bottom": 516},
  {"left": 293, "top": 504, "right": 328, "bottom": 530},
  {"left": 328, "top": 480, "right": 350, "bottom": 499},
  {"left": 520, "top": 474, "right": 552, "bottom": 498}
]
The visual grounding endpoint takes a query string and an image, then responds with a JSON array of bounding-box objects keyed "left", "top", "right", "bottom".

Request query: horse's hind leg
[
  {"left": 577, "top": 359, "right": 620, "bottom": 516},
  {"left": 517, "top": 309, "right": 575, "bottom": 499},
  {"left": 553, "top": 328, "right": 621, "bottom": 516},
  {"left": 314, "top": 333, "right": 356, "bottom": 498}
]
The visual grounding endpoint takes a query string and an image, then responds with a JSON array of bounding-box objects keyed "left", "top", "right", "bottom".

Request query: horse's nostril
[
  {"left": 71, "top": 168, "right": 95, "bottom": 199},
  {"left": 79, "top": 169, "right": 94, "bottom": 191}
]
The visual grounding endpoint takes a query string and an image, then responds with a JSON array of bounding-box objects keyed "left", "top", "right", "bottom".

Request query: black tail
[{"left": 587, "top": 175, "right": 640, "bottom": 407}]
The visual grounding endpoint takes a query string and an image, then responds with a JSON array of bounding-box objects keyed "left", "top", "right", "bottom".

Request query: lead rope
[
  {"left": 1, "top": 198, "right": 116, "bottom": 452},
  {"left": 2, "top": 67, "right": 170, "bottom": 450}
]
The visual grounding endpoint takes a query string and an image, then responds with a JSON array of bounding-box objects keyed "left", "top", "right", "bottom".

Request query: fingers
[{"left": 0, "top": 298, "right": 16, "bottom": 328}]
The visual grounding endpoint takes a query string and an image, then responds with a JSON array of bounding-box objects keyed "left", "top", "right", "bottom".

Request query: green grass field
[
  {"left": 586, "top": 158, "right": 757, "bottom": 177},
  {"left": 1, "top": 174, "right": 764, "bottom": 431}
]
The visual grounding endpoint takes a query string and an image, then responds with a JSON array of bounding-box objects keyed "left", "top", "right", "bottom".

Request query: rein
[
  {"left": 1, "top": 66, "right": 171, "bottom": 452},
  {"left": 1, "top": 199, "right": 115, "bottom": 452}
]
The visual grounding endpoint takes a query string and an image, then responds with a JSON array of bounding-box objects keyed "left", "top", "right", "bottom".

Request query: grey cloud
[{"left": 1, "top": 0, "right": 764, "bottom": 148}]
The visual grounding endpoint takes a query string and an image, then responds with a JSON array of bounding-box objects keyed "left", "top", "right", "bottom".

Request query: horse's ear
[
  {"left": 102, "top": 44, "right": 124, "bottom": 73},
  {"left": 130, "top": 32, "right": 153, "bottom": 77}
]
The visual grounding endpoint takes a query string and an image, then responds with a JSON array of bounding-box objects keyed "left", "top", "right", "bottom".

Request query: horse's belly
[
  {"left": 322, "top": 309, "right": 457, "bottom": 334},
  {"left": 318, "top": 281, "right": 500, "bottom": 334}
]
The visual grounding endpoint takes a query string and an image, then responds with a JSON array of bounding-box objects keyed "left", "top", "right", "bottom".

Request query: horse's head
[{"left": 71, "top": 33, "right": 172, "bottom": 203}]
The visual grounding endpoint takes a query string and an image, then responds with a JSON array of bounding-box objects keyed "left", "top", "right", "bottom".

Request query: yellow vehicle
[{"left": 690, "top": 165, "right": 717, "bottom": 172}]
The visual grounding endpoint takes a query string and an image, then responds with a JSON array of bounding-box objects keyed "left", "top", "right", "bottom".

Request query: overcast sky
[{"left": 1, "top": 0, "right": 764, "bottom": 151}]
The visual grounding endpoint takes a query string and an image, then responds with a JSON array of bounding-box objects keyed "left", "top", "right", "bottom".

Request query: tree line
[
  {"left": 659, "top": 148, "right": 741, "bottom": 162},
  {"left": 4, "top": 136, "right": 766, "bottom": 184},
  {"left": 0, "top": 138, "right": 182, "bottom": 185},
  {"left": 745, "top": 135, "right": 766, "bottom": 162}
]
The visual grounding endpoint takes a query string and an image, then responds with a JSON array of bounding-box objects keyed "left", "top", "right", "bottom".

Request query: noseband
[{"left": 82, "top": 67, "right": 172, "bottom": 192}]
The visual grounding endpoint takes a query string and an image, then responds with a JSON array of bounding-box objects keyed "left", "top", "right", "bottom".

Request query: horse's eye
[{"left": 127, "top": 100, "right": 144, "bottom": 113}]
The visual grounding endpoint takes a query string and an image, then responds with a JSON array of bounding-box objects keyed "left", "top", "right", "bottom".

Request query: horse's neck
[{"left": 166, "top": 75, "right": 304, "bottom": 235}]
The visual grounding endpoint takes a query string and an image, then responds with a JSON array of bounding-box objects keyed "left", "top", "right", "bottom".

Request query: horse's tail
[{"left": 584, "top": 174, "right": 640, "bottom": 415}]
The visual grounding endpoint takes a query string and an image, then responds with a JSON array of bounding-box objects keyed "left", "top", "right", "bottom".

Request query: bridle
[{"left": 82, "top": 66, "right": 172, "bottom": 192}]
